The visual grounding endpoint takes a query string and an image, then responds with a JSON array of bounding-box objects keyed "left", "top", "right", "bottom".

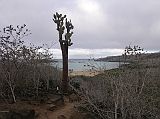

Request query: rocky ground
[{"left": 0, "top": 94, "right": 84, "bottom": 119}]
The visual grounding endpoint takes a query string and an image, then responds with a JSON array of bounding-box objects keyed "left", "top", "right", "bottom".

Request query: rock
[
  {"left": 49, "top": 95, "right": 63, "bottom": 103},
  {"left": 57, "top": 115, "right": 66, "bottom": 119},
  {"left": 47, "top": 95, "right": 64, "bottom": 106},
  {"left": 46, "top": 101, "right": 53, "bottom": 104},
  {"left": 47, "top": 104, "right": 56, "bottom": 111}
]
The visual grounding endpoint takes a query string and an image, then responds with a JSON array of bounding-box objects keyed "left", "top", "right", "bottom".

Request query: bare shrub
[
  {"left": 74, "top": 65, "right": 160, "bottom": 119},
  {"left": 0, "top": 25, "right": 60, "bottom": 103}
]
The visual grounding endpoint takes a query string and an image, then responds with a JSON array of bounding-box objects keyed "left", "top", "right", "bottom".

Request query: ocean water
[{"left": 53, "top": 59, "right": 119, "bottom": 71}]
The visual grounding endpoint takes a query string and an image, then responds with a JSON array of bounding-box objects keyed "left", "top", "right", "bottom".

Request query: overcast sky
[{"left": 0, "top": 0, "right": 160, "bottom": 58}]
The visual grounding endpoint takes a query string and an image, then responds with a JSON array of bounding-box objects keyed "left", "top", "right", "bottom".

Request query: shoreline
[{"left": 69, "top": 70, "right": 103, "bottom": 77}]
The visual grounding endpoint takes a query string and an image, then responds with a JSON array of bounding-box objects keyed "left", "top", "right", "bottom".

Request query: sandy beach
[{"left": 69, "top": 70, "right": 102, "bottom": 77}]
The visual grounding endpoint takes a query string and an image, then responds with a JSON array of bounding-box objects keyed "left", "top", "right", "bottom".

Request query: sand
[{"left": 69, "top": 70, "right": 102, "bottom": 77}]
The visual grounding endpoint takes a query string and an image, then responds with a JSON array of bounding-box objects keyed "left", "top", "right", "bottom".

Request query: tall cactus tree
[{"left": 53, "top": 12, "right": 74, "bottom": 93}]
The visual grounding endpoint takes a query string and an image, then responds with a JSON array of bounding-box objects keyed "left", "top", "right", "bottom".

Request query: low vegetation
[{"left": 71, "top": 50, "right": 160, "bottom": 119}]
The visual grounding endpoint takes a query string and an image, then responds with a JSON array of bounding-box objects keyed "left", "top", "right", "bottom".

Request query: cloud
[
  {"left": 0, "top": 0, "right": 160, "bottom": 58},
  {"left": 50, "top": 48, "right": 124, "bottom": 59}
]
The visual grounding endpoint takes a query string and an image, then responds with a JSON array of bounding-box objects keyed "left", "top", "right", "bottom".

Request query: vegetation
[
  {"left": 53, "top": 12, "right": 74, "bottom": 93},
  {"left": 96, "top": 45, "right": 158, "bottom": 63},
  {"left": 0, "top": 17, "right": 159, "bottom": 119},
  {"left": 70, "top": 48, "right": 160, "bottom": 119},
  {"left": 0, "top": 25, "right": 60, "bottom": 103}
]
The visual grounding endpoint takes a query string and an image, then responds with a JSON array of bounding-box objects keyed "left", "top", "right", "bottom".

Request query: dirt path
[
  {"left": 0, "top": 96, "right": 79, "bottom": 119},
  {"left": 38, "top": 98, "right": 75, "bottom": 119},
  {"left": 47, "top": 102, "right": 74, "bottom": 119}
]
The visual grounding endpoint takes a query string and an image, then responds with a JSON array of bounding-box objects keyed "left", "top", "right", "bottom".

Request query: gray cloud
[
  {"left": 0, "top": 0, "right": 160, "bottom": 53},
  {"left": 51, "top": 48, "right": 123, "bottom": 59}
]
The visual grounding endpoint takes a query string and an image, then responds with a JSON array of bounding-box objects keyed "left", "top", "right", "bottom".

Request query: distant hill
[{"left": 96, "top": 52, "right": 160, "bottom": 62}]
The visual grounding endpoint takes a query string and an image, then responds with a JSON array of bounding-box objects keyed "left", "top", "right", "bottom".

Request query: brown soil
[
  {"left": 0, "top": 97, "right": 82, "bottom": 119},
  {"left": 44, "top": 102, "right": 74, "bottom": 119}
]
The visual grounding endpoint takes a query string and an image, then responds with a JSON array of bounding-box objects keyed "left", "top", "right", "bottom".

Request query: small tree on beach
[{"left": 53, "top": 12, "right": 74, "bottom": 93}]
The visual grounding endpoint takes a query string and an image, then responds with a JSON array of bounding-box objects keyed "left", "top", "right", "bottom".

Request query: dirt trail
[
  {"left": 48, "top": 102, "right": 74, "bottom": 119},
  {"left": 0, "top": 96, "right": 79, "bottom": 119},
  {"left": 38, "top": 98, "right": 75, "bottom": 119}
]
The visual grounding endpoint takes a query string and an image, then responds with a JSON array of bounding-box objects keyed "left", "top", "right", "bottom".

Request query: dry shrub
[{"left": 74, "top": 66, "right": 160, "bottom": 119}]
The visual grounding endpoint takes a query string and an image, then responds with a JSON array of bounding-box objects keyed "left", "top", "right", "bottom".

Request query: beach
[{"left": 69, "top": 70, "right": 102, "bottom": 77}]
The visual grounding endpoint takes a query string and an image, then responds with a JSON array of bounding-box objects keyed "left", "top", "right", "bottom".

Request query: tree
[
  {"left": 0, "top": 24, "right": 31, "bottom": 103},
  {"left": 53, "top": 12, "right": 74, "bottom": 93},
  {"left": 123, "top": 45, "right": 144, "bottom": 59},
  {"left": 0, "top": 25, "right": 58, "bottom": 102}
]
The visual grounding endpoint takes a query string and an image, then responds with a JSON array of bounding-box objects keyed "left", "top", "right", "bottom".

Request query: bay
[{"left": 53, "top": 59, "right": 119, "bottom": 71}]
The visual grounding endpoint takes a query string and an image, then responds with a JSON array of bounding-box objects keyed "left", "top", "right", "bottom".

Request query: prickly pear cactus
[
  {"left": 53, "top": 12, "right": 73, "bottom": 46},
  {"left": 53, "top": 12, "right": 74, "bottom": 93}
]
